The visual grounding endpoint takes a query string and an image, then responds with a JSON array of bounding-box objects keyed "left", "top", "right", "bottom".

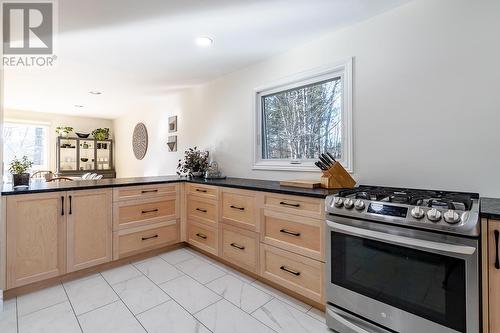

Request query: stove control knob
[
  {"left": 411, "top": 207, "right": 425, "bottom": 219},
  {"left": 354, "top": 200, "right": 365, "bottom": 210},
  {"left": 427, "top": 208, "right": 442, "bottom": 222},
  {"left": 444, "top": 210, "right": 461, "bottom": 224},
  {"left": 344, "top": 198, "right": 354, "bottom": 209},
  {"left": 333, "top": 197, "right": 344, "bottom": 208}
]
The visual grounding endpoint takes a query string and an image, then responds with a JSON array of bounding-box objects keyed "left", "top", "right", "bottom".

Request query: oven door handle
[{"left": 327, "top": 220, "right": 476, "bottom": 256}]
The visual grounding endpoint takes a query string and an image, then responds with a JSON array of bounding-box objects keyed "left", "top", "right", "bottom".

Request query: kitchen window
[
  {"left": 3, "top": 121, "right": 49, "bottom": 181},
  {"left": 254, "top": 59, "right": 352, "bottom": 171}
]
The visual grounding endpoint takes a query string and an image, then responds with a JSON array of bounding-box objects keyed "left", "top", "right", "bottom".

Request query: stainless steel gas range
[{"left": 325, "top": 186, "right": 480, "bottom": 333}]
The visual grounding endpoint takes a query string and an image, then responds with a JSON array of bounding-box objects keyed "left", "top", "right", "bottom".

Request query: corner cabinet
[
  {"left": 56, "top": 137, "right": 116, "bottom": 178},
  {"left": 5, "top": 190, "right": 112, "bottom": 288}
]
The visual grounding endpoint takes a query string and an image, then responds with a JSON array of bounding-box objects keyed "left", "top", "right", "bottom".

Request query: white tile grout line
[
  {"left": 99, "top": 272, "right": 149, "bottom": 333},
  {"left": 15, "top": 296, "right": 19, "bottom": 333},
  {"left": 60, "top": 282, "right": 84, "bottom": 333},
  {"left": 123, "top": 266, "right": 215, "bottom": 333}
]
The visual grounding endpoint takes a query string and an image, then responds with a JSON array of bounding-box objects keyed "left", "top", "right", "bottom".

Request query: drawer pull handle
[
  {"left": 142, "top": 189, "right": 158, "bottom": 194},
  {"left": 196, "top": 208, "right": 208, "bottom": 213},
  {"left": 196, "top": 233, "right": 208, "bottom": 239},
  {"left": 495, "top": 230, "right": 500, "bottom": 270},
  {"left": 61, "top": 196, "right": 65, "bottom": 216},
  {"left": 230, "top": 243, "right": 245, "bottom": 250},
  {"left": 142, "top": 234, "right": 159, "bottom": 241},
  {"left": 142, "top": 209, "right": 159, "bottom": 214},
  {"left": 279, "top": 201, "right": 300, "bottom": 208},
  {"left": 280, "top": 229, "right": 301, "bottom": 237},
  {"left": 196, "top": 189, "right": 207, "bottom": 193},
  {"left": 280, "top": 266, "right": 301, "bottom": 276},
  {"left": 230, "top": 205, "right": 245, "bottom": 211}
]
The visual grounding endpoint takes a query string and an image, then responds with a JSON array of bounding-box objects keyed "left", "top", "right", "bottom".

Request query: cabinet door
[
  {"left": 67, "top": 189, "right": 112, "bottom": 272},
  {"left": 489, "top": 220, "right": 500, "bottom": 333},
  {"left": 6, "top": 193, "right": 66, "bottom": 288}
]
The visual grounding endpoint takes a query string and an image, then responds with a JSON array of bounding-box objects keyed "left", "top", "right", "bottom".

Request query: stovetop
[{"left": 326, "top": 185, "right": 480, "bottom": 237}]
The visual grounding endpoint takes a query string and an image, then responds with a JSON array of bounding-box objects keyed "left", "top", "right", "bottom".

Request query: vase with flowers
[{"left": 177, "top": 147, "right": 209, "bottom": 177}]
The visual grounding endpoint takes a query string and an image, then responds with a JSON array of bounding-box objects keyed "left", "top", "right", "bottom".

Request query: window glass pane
[
  {"left": 261, "top": 77, "right": 342, "bottom": 160},
  {"left": 3, "top": 122, "right": 49, "bottom": 178}
]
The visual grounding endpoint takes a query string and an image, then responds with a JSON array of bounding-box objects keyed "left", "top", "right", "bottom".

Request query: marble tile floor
[{"left": 0, "top": 247, "right": 332, "bottom": 333}]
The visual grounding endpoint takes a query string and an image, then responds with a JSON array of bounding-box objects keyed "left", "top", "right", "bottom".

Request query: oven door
[{"left": 326, "top": 216, "right": 479, "bottom": 333}]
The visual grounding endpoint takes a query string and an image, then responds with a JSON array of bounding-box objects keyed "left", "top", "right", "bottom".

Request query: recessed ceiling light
[
  {"left": 89, "top": 91, "right": 102, "bottom": 95},
  {"left": 195, "top": 36, "right": 213, "bottom": 47},
  {"left": 74, "top": 105, "right": 84, "bottom": 108}
]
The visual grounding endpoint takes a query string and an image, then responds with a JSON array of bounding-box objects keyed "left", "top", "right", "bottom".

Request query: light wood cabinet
[
  {"left": 221, "top": 189, "right": 258, "bottom": 231},
  {"left": 113, "top": 183, "right": 177, "bottom": 202},
  {"left": 113, "top": 194, "right": 178, "bottom": 230},
  {"left": 67, "top": 189, "right": 112, "bottom": 272},
  {"left": 261, "top": 209, "right": 324, "bottom": 261},
  {"left": 220, "top": 223, "right": 259, "bottom": 273},
  {"left": 113, "top": 221, "right": 179, "bottom": 259},
  {"left": 6, "top": 193, "right": 66, "bottom": 288},
  {"left": 487, "top": 219, "right": 500, "bottom": 333},
  {"left": 188, "top": 221, "right": 218, "bottom": 255},
  {"left": 260, "top": 243, "right": 324, "bottom": 303},
  {"left": 187, "top": 195, "right": 218, "bottom": 227}
]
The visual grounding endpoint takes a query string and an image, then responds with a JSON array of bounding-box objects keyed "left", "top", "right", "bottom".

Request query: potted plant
[
  {"left": 55, "top": 126, "right": 74, "bottom": 138},
  {"left": 177, "top": 147, "right": 209, "bottom": 177},
  {"left": 91, "top": 128, "right": 110, "bottom": 140},
  {"left": 9, "top": 156, "right": 33, "bottom": 188}
]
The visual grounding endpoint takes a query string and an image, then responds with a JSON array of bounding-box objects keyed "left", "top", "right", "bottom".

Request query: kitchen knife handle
[
  {"left": 326, "top": 152, "right": 337, "bottom": 163},
  {"left": 495, "top": 230, "right": 500, "bottom": 270}
]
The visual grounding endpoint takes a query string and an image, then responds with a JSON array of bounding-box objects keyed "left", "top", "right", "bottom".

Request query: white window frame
[{"left": 253, "top": 58, "right": 353, "bottom": 172}]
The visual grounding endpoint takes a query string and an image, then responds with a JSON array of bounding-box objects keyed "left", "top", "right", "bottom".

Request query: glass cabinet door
[
  {"left": 58, "top": 138, "right": 78, "bottom": 171},
  {"left": 78, "top": 140, "right": 95, "bottom": 171},
  {"left": 96, "top": 141, "right": 112, "bottom": 170}
]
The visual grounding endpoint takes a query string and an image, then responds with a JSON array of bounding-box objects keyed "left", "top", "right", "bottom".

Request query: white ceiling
[{"left": 4, "top": 0, "right": 411, "bottom": 119}]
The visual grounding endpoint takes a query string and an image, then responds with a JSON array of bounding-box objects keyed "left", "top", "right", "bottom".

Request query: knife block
[{"left": 320, "top": 161, "right": 356, "bottom": 189}]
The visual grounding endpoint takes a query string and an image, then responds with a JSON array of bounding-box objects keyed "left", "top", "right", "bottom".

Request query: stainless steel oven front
[{"left": 325, "top": 215, "right": 479, "bottom": 333}]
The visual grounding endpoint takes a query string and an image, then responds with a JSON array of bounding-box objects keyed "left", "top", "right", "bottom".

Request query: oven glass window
[{"left": 331, "top": 232, "right": 466, "bottom": 332}]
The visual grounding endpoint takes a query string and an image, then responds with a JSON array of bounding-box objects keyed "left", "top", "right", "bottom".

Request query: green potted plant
[
  {"left": 91, "top": 128, "right": 110, "bottom": 140},
  {"left": 177, "top": 147, "right": 209, "bottom": 177},
  {"left": 9, "top": 156, "right": 33, "bottom": 188},
  {"left": 55, "top": 126, "right": 74, "bottom": 138}
]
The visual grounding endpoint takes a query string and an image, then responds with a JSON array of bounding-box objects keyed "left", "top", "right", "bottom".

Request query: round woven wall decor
[{"left": 132, "top": 123, "right": 148, "bottom": 160}]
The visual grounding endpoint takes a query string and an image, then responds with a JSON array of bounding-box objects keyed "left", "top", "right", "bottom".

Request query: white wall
[
  {"left": 4, "top": 109, "right": 113, "bottom": 171},
  {"left": 114, "top": 0, "right": 500, "bottom": 197}
]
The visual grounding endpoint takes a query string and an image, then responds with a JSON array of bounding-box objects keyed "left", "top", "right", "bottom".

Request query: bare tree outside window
[{"left": 261, "top": 77, "right": 342, "bottom": 161}]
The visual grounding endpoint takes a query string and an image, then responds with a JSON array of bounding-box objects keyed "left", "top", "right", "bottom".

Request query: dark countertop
[
  {"left": 1, "top": 176, "right": 339, "bottom": 199},
  {"left": 481, "top": 197, "right": 500, "bottom": 220}
]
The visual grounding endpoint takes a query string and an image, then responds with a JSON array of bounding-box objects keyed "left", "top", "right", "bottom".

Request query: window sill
[{"left": 252, "top": 162, "right": 352, "bottom": 173}]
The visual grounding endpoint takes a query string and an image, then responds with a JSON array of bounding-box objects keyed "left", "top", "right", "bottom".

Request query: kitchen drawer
[
  {"left": 113, "top": 221, "right": 179, "bottom": 259},
  {"left": 221, "top": 189, "right": 258, "bottom": 231},
  {"left": 260, "top": 244, "right": 324, "bottom": 303},
  {"left": 186, "top": 184, "right": 218, "bottom": 200},
  {"left": 187, "top": 195, "right": 217, "bottom": 227},
  {"left": 264, "top": 193, "right": 324, "bottom": 219},
  {"left": 220, "top": 224, "right": 259, "bottom": 273},
  {"left": 262, "top": 209, "right": 324, "bottom": 261},
  {"left": 113, "top": 195, "right": 177, "bottom": 230},
  {"left": 113, "top": 183, "right": 177, "bottom": 202},
  {"left": 187, "top": 221, "right": 218, "bottom": 255}
]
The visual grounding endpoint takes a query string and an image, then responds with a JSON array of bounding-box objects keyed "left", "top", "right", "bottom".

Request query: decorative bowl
[{"left": 76, "top": 132, "right": 90, "bottom": 138}]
